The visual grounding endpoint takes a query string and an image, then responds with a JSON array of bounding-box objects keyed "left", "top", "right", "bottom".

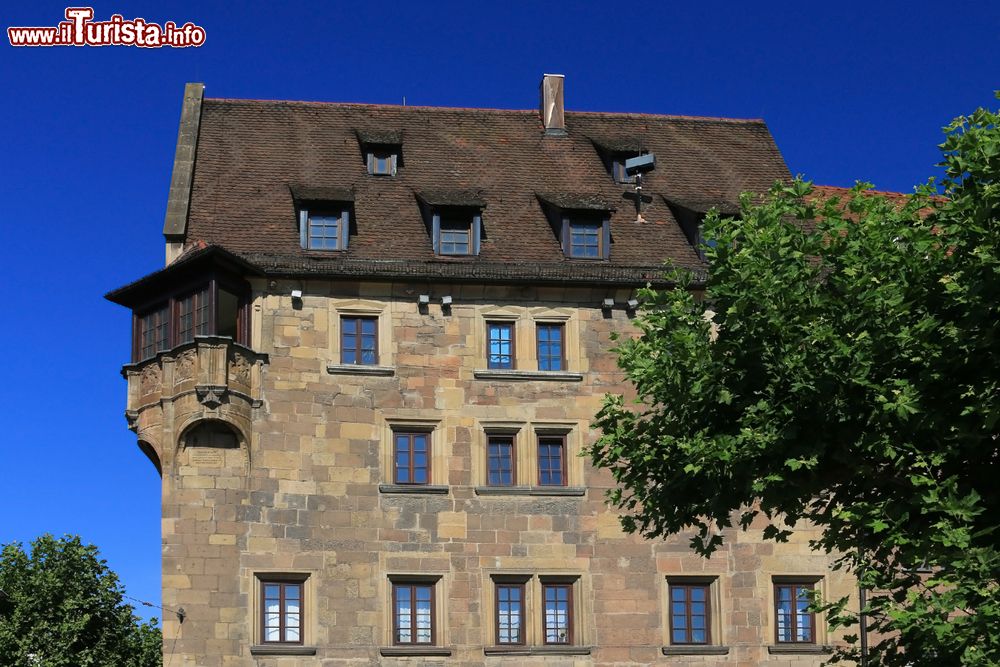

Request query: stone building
[{"left": 108, "top": 75, "right": 857, "bottom": 666}]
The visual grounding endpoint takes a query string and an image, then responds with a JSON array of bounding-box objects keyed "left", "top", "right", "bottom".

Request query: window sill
[
  {"left": 768, "top": 644, "right": 832, "bottom": 655},
  {"left": 250, "top": 645, "right": 317, "bottom": 656},
  {"left": 474, "top": 486, "right": 586, "bottom": 497},
  {"left": 379, "top": 646, "right": 453, "bottom": 657},
  {"left": 379, "top": 484, "right": 449, "bottom": 495},
  {"left": 485, "top": 645, "right": 592, "bottom": 656},
  {"left": 662, "top": 645, "right": 730, "bottom": 656},
  {"left": 327, "top": 364, "right": 395, "bottom": 376},
  {"left": 474, "top": 369, "right": 583, "bottom": 382}
]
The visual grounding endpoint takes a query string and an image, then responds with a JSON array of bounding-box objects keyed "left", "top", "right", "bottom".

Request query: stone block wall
[{"left": 134, "top": 279, "right": 856, "bottom": 666}]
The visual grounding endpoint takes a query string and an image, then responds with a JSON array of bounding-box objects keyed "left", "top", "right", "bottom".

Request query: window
[
  {"left": 536, "top": 323, "right": 564, "bottom": 371},
  {"left": 487, "top": 322, "right": 514, "bottom": 369},
  {"left": 138, "top": 304, "right": 168, "bottom": 360},
  {"left": 368, "top": 149, "right": 398, "bottom": 176},
  {"left": 439, "top": 216, "right": 472, "bottom": 255},
  {"left": 543, "top": 583, "right": 572, "bottom": 644},
  {"left": 260, "top": 580, "right": 303, "bottom": 644},
  {"left": 394, "top": 432, "right": 429, "bottom": 485},
  {"left": 561, "top": 213, "right": 610, "bottom": 259},
  {"left": 487, "top": 435, "right": 515, "bottom": 486},
  {"left": 299, "top": 205, "right": 350, "bottom": 250},
  {"left": 393, "top": 582, "right": 435, "bottom": 645},
  {"left": 537, "top": 436, "right": 565, "bottom": 486},
  {"left": 669, "top": 583, "right": 710, "bottom": 645},
  {"left": 432, "top": 209, "right": 482, "bottom": 256},
  {"left": 176, "top": 287, "right": 210, "bottom": 344},
  {"left": 611, "top": 158, "right": 636, "bottom": 184},
  {"left": 341, "top": 316, "right": 378, "bottom": 365},
  {"left": 775, "top": 582, "right": 815, "bottom": 643},
  {"left": 127, "top": 271, "right": 250, "bottom": 363},
  {"left": 495, "top": 582, "right": 525, "bottom": 645}
]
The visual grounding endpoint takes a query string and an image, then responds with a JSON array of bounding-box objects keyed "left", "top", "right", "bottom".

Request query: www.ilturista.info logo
[{"left": 8, "top": 7, "right": 206, "bottom": 47}]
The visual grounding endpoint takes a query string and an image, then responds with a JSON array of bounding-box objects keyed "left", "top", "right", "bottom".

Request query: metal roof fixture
[{"left": 625, "top": 152, "right": 656, "bottom": 220}]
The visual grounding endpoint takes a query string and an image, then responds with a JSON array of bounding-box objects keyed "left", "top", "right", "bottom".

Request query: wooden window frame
[
  {"left": 367, "top": 149, "right": 398, "bottom": 176},
  {"left": 340, "top": 315, "right": 379, "bottom": 366},
  {"left": 299, "top": 203, "right": 350, "bottom": 251},
  {"left": 774, "top": 582, "right": 816, "bottom": 644},
  {"left": 259, "top": 579, "right": 304, "bottom": 645},
  {"left": 392, "top": 581, "right": 436, "bottom": 645},
  {"left": 431, "top": 207, "right": 482, "bottom": 256},
  {"left": 138, "top": 302, "right": 169, "bottom": 360},
  {"left": 393, "top": 431, "right": 430, "bottom": 486},
  {"left": 487, "top": 434, "right": 516, "bottom": 487},
  {"left": 130, "top": 275, "right": 251, "bottom": 362},
  {"left": 541, "top": 582, "right": 573, "bottom": 645},
  {"left": 486, "top": 321, "right": 515, "bottom": 370},
  {"left": 535, "top": 322, "right": 566, "bottom": 372},
  {"left": 560, "top": 212, "right": 609, "bottom": 260},
  {"left": 495, "top": 581, "right": 526, "bottom": 646},
  {"left": 438, "top": 215, "right": 473, "bottom": 256},
  {"left": 611, "top": 158, "right": 636, "bottom": 184},
  {"left": 668, "top": 582, "right": 711, "bottom": 645},
  {"left": 537, "top": 435, "right": 567, "bottom": 487}
]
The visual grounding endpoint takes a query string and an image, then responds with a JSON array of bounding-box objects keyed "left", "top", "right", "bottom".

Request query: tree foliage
[
  {"left": 587, "top": 98, "right": 1000, "bottom": 665},
  {"left": 0, "top": 534, "right": 161, "bottom": 667}
]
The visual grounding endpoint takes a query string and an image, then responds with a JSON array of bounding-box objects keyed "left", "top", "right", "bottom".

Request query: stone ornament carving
[
  {"left": 139, "top": 363, "right": 161, "bottom": 395},
  {"left": 174, "top": 349, "right": 197, "bottom": 383},
  {"left": 229, "top": 350, "right": 251, "bottom": 386},
  {"left": 196, "top": 384, "right": 228, "bottom": 409}
]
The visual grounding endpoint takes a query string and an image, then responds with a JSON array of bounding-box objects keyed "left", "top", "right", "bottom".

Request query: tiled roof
[{"left": 181, "top": 98, "right": 791, "bottom": 283}]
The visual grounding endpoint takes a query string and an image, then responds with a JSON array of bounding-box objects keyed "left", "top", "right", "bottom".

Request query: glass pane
[
  {"left": 692, "top": 629, "right": 706, "bottom": 643},
  {"left": 285, "top": 585, "right": 300, "bottom": 600},
  {"left": 265, "top": 626, "right": 280, "bottom": 641},
  {"left": 691, "top": 587, "right": 705, "bottom": 602},
  {"left": 285, "top": 626, "right": 299, "bottom": 641},
  {"left": 672, "top": 602, "right": 687, "bottom": 617},
  {"left": 672, "top": 629, "right": 687, "bottom": 643}
]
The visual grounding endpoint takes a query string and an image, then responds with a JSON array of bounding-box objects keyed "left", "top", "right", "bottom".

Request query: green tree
[
  {"left": 587, "top": 99, "right": 1000, "bottom": 665},
  {"left": 0, "top": 534, "right": 162, "bottom": 667}
]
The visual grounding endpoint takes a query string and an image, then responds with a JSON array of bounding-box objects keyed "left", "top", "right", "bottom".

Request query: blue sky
[{"left": 1, "top": 1, "right": 997, "bottom": 624}]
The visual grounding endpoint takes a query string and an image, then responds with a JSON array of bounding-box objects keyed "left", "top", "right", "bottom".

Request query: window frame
[
  {"left": 299, "top": 203, "right": 351, "bottom": 251},
  {"left": 367, "top": 148, "right": 398, "bottom": 176},
  {"left": 668, "top": 582, "right": 711, "bottom": 645},
  {"left": 611, "top": 158, "right": 636, "bottom": 184},
  {"left": 486, "top": 321, "right": 515, "bottom": 370},
  {"left": 258, "top": 578, "right": 305, "bottom": 645},
  {"left": 392, "top": 581, "right": 436, "bottom": 646},
  {"left": 393, "top": 431, "right": 431, "bottom": 486},
  {"left": 561, "top": 213, "right": 610, "bottom": 260},
  {"left": 494, "top": 581, "right": 526, "bottom": 646},
  {"left": 774, "top": 581, "right": 816, "bottom": 644},
  {"left": 541, "top": 582, "right": 573, "bottom": 645},
  {"left": 340, "top": 315, "right": 379, "bottom": 366},
  {"left": 138, "top": 302, "right": 169, "bottom": 360},
  {"left": 535, "top": 322, "right": 566, "bottom": 372},
  {"left": 131, "top": 274, "right": 250, "bottom": 363},
  {"left": 487, "top": 434, "right": 517, "bottom": 487},
  {"left": 432, "top": 207, "right": 482, "bottom": 256},
  {"left": 537, "top": 435, "right": 567, "bottom": 487}
]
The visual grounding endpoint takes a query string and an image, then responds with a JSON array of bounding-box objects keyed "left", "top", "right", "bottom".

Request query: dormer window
[
  {"left": 356, "top": 130, "right": 402, "bottom": 177},
  {"left": 417, "top": 191, "right": 486, "bottom": 257},
  {"left": 538, "top": 193, "right": 613, "bottom": 260},
  {"left": 437, "top": 210, "right": 479, "bottom": 255},
  {"left": 367, "top": 148, "right": 398, "bottom": 176},
  {"left": 291, "top": 187, "right": 355, "bottom": 252},
  {"left": 566, "top": 216, "right": 604, "bottom": 258},
  {"left": 299, "top": 205, "right": 350, "bottom": 250},
  {"left": 611, "top": 158, "right": 636, "bottom": 184}
]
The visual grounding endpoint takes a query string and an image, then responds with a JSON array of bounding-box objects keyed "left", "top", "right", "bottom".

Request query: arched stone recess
[
  {"left": 174, "top": 416, "right": 251, "bottom": 483},
  {"left": 136, "top": 438, "right": 163, "bottom": 478}
]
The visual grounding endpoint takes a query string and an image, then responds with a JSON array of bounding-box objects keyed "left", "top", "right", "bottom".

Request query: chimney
[{"left": 539, "top": 74, "right": 566, "bottom": 135}]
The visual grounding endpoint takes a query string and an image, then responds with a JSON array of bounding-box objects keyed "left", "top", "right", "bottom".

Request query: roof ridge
[{"left": 201, "top": 97, "right": 764, "bottom": 124}]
